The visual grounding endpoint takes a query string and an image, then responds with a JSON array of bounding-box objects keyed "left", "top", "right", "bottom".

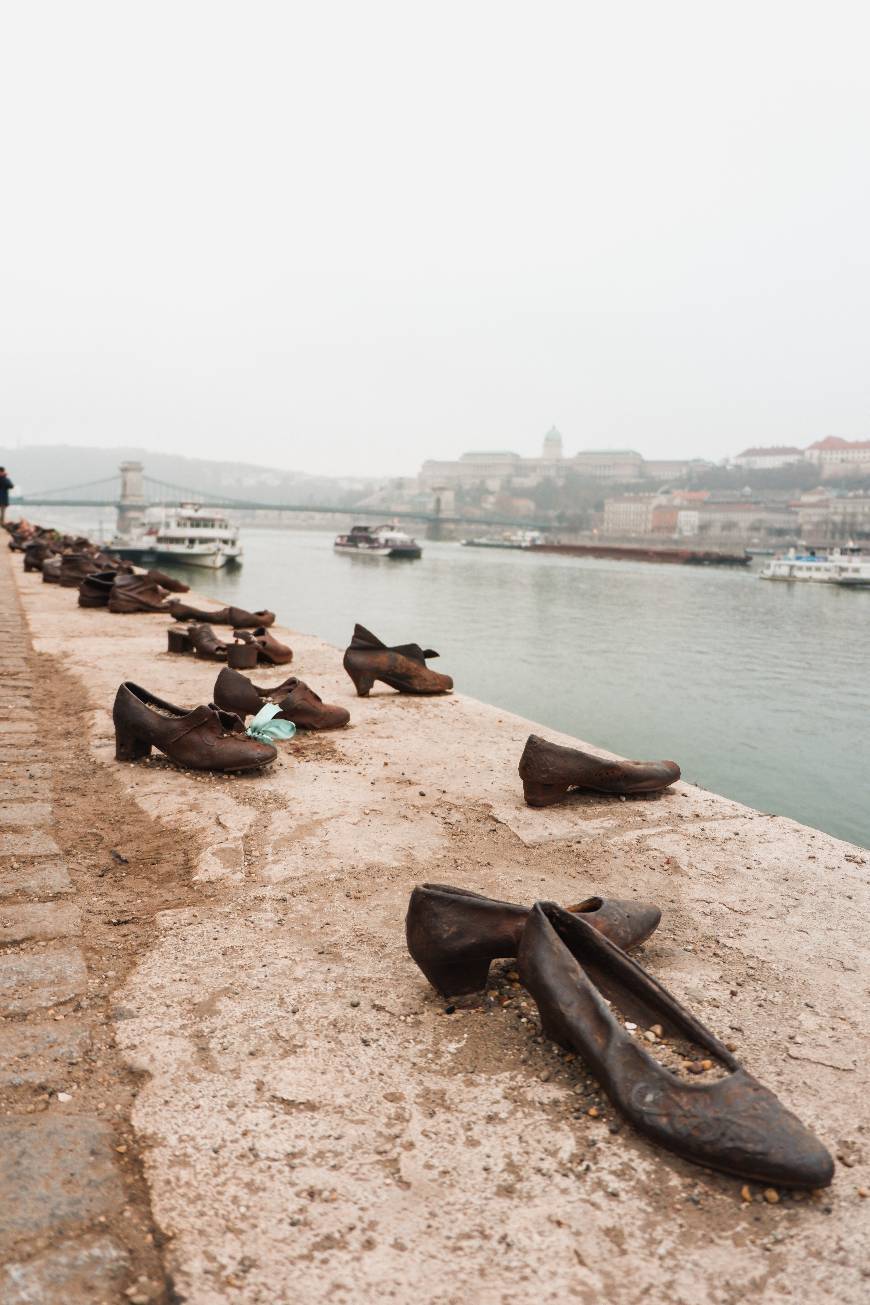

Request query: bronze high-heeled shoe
[
  {"left": 406, "top": 883, "right": 661, "bottom": 997},
  {"left": 232, "top": 627, "right": 293, "bottom": 665},
  {"left": 166, "top": 623, "right": 230, "bottom": 661},
  {"left": 112, "top": 682, "right": 277, "bottom": 772},
  {"left": 518, "top": 902, "right": 834, "bottom": 1188},
  {"left": 519, "top": 734, "right": 680, "bottom": 806},
  {"left": 343, "top": 624, "right": 453, "bottom": 696},
  {"left": 213, "top": 667, "right": 349, "bottom": 730}
]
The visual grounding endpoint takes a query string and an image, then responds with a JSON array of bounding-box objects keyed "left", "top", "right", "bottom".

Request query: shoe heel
[
  {"left": 522, "top": 781, "right": 569, "bottom": 808},
  {"left": 537, "top": 1007, "right": 573, "bottom": 1051},
  {"left": 167, "top": 629, "right": 192, "bottom": 654},
  {"left": 114, "top": 725, "right": 152, "bottom": 762},
  {"left": 228, "top": 643, "right": 257, "bottom": 669},
  {"left": 347, "top": 667, "right": 376, "bottom": 696}
]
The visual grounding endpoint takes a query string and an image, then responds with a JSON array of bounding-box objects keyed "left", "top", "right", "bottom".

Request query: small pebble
[
  {"left": 587, "top": 1106, "right": 600, "bottom": 1118},
  {"left": 56, "top": 1092, "right": 72, "bottom": 1103},
  {"left": 349, "top": 999, "right": 360, "bottom": 1008},
  {"left": 857, "top": 1187, "right": 868, "bottom": 1199},
  {"left": 643, "top": 1030, "right": 658, "bottom": 1043},
  {"left": 763, "top": 1188, "right": 780, "bottom": 1204},
  {"left": 686, "top": 1062, "right": 705, "bottom": 1075},
  {"left": 740, "top": 1185, "right": 752, "bottom": 1203},
  {"left": 650, "top": 1024, "right": 663, "bottom": 1036},
  {"left": 700, "top": 1059, "right": 714, "bottom": 1071}
]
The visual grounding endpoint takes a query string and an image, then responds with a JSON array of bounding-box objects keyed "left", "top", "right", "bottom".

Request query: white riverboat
[
  {"left": 461, "top": 530, "right": 544, "bottom": 550},
  {"left": 759, "top": 547, "right": 870, "bottom": 587},
  {"left": 334, "top": 524, "right": 422, "bottom": 559},
  {"left": 107, "top": 504, "right": 242, "bottom": 569}
]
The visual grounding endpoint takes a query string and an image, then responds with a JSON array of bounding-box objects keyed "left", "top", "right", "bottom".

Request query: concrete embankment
[{"left": 5, "top": 546, "right": 870, "bottom": 1303}]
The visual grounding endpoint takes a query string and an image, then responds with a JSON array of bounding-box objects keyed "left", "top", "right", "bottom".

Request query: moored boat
[
  {"left": 759, "top": 547, "right": 870, "bottom": 586},
  {"left": 334, "top": 524, "right": 422, "bottom": 560},
  {"left": 461, "top": 530, "right": 544, "bottom": 550},
  {"left": 106, "top": 504, "right": 243, "bottom": 569}
]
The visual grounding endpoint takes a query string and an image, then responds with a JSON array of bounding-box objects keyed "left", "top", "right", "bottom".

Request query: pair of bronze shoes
[
  {"left": 80, "top": 568, "right": 186, "bottom": 609},
  {"left": 519, "top": 734, "right": 681, "bottom": 806},
  {"left": 212, "top": 667, "right": 350, "bottom": 730},
  {"left": 343, "top": 624, "right": 453, "bottom": 696},
  {"left": 406, "top": 884, "right": 833, "bottom": 1190},
  {"left": 112, "top": 682, "right": 277, "bottom": 771},
  {"left": 168, "top": 600, "right": 275, "bottom": 629}
]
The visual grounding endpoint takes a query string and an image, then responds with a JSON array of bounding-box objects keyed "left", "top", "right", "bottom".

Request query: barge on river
[{"left": 529, "top": 542, "right": 751, "bottom": 566}]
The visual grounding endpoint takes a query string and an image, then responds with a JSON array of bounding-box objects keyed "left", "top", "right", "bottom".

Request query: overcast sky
[{"left": 2, "top": 2, "right": 869, "bottom": 478}]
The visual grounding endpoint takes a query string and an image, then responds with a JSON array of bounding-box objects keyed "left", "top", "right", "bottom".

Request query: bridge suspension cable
[{"left": 18, "top": 473, "right": 121, "bottom": 501}]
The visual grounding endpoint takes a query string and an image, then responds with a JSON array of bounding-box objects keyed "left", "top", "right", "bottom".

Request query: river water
[{"left": 23, "top": 514, "right": 870, "bottom": 849}]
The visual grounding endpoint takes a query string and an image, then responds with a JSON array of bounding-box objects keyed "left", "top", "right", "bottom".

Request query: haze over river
[{"left": 30, "top": 514, "right": 870, "bottom": 849}]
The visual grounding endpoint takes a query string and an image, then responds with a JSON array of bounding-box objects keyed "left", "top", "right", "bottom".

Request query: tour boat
[
  {"left": 333, "top": 524, "right": 422, "bottom": 559},
  {"left": 107, "top": 504, "right": 243, "bottom": 569},
  {"left": 759, "top": 548, "right": 870, "bottom": 587}
]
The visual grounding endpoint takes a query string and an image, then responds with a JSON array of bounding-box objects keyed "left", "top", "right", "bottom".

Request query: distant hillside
[{"left": 0, "top": 445, "right": 380, "bottom": 508}]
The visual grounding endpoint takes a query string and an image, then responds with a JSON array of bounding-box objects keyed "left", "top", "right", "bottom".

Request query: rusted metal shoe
[
  {"left": 166, "top": 623, "right": 229, "bottom": 661},
  {"left": 231, "top": 628, "right": 293, "bottom": 666},
  {"left": 108, "top": 574, "right": 172, "bottom": 613},
  {"left": 167, "top": 601, "right": 275, "bottom": 628},
  {"left": 213, "top": 667, "right": 350, "bottom": 730},
  {"left": 41, "top": 556, "right": 63, "bottom": 583},
  {"left": 144, "top": 569, "right": 189, "bottom": 593},
  {"left": 406, "top": 883, "right": 661, "bottom": 997},
  {"left": 518, "top": 902, "right": 834, "bottom": 1188},
  {"left": 343, "top": 624, "right": 453, "bottom": 696},
  {"left": 78, "top": 571, "right": 120, "bottom": 608},
  {"left": 112, "top": 682, "right": 277, "bottom": 772},
  {"left": 59, "top": 553, "right": 103, "bottom": 588},
  {"left": 519, "top": 734, "right": 680, "bottom": 806}
]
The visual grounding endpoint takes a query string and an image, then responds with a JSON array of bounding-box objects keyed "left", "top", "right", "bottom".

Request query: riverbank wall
[{"left": 4, "top": 543, "right": 870, "bottom": 1303}]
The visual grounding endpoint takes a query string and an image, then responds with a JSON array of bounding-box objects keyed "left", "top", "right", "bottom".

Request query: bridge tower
[{"left": 117, "top": 461, "right": 146, "bottom": 537}]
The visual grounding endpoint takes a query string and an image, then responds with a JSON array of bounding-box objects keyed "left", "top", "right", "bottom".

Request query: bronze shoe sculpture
[
  {"left": 112, "top": 682, "right": 277, "bottom": 772},
  {"left": 41, "top": 555, "right": 63, "bottom": 583},
  {"left": 108, "top": 574, "right": 172, "bottom": 614},
  {"left": 144, "top": 569, "right": 189, "bottom": 593},
  {"left": 59, "top": 553, "right": 103, "bottom": 587},
  {"left": 213, "top": 667, "right": 350, "bottom": 730},
  {"left": 167, "top": 600, "right": 275, "bottom": 628},
  {"left": 78, "top": 571, "right": 121, "bottom": 608},
  {"left": 406, "top": 883, "right": 661, "bottom": 997},
  {"left": 519, "top": 734, "right": 680, "bottom": 807},
  {"left": 343, "top": 624, "right": 453, "bottom": 696},
  {"left": 231, "top": 628, "right": 293, "bottom": 666},
  {"left": 166, "top": 623, "right": 229, "bottom": 661},
  {"left": 518, "top": 902, "right": 834, "bottom": 1188}
]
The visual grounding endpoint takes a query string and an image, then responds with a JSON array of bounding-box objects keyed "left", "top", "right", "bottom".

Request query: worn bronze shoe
[
  {"left": 232, "top": 627, "right": 293, "bottom": 666},
  {"left": 41, "top": 556, "right": 63, "bottom": 583},
  {"left": 59, "top": 553, "right": 103, "bottom": 588},
  {"left": 144, "top": 569, "right": 189, "bottom": 593},
  {"left": 112, "top": 682, "right": 277, "bottom": 772},
  {"left": 213, "top": 667, "right": 350, "bottom": 730},
  {"left": 343, "top": 624, "right": 453, "bottom": 696},
  {"left": 518, "top": 903, "right": 834, "bottom": 1188},
  {"left": 108, "top": 574, "right": 172, "bottom": 614},
  {"left": 167, "top": 601, "right": 275, "bottom": 628},
  {"left": 519, "top": 734, "right": 681, "bottom": 806},
  {"left": 166, "top": 624, "right": 229, "bottom": 661},
  {"left": 78, "top": 571, "right": 120, "bottom": 608},
  {"left": 406, "top": 883, "right": 661, "bottom": 997}
]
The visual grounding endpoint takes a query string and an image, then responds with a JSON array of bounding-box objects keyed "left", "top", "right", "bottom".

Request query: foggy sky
[{"left": 3, "top": 2, "right": 869, "bottom": 479}]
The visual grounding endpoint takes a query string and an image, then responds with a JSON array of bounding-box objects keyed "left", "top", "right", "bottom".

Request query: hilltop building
[
  {"left": 804, "top": 437, "right": 870, "bottom": 478},
  {"left": 733, "top": 446, "right": 803, "bottom": 470},
  {"left": 419, "top": 429, "right": 702, "bottom": 490}
]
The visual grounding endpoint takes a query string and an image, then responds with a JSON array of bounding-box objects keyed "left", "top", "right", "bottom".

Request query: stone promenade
[{"left": 0, "top": 545, "right": 168, "bottom": 1304}]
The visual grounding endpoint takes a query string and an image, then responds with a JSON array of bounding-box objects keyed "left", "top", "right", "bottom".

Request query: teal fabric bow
[{"left": 246, "top": 703, "right": 296, "bottom": 743}]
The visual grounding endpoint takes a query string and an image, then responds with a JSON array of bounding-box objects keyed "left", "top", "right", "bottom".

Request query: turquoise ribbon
[{"left": 246, "top": 702, "right": 296, "bottom": 743}]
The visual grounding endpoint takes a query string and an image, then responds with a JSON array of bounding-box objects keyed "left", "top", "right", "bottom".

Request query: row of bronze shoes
[{"left": 405, "top": 883, "right": 834, "bottom": 1190}]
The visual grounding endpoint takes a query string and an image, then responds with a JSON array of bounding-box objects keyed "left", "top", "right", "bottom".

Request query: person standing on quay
[{"left": 0, "top": 468, "right": 13, "bottom": 525}]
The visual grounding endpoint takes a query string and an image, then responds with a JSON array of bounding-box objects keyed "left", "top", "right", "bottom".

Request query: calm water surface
[{"left": 28, "top": 513, "right": 870, "bottom": 849}]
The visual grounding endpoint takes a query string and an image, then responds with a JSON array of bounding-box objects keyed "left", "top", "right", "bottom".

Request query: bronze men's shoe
[
  {"left": 519, "top": 734, "right": 680, "bottom": 807},
  {"left": 24, "top": 541, "right": 55, "bottom": 572},
  {"left": 406, "top": 883, "right": 661, "bottom": 997},
  {"left": 213, "top": 667, "right": 350, "bottom": 730},
  {"left": 78, "top": 571, "right": 120, "bottom": 608},
  {"left": 108, "top": 574, "right": 172, "bottom": 613},
  {"left": 166, "top": 624, "right": 229, "bottom": 661},
  {"left": 232, "top": 628, "right": 293, "bottom": 666},
  {"left": 59, "top": 553, "right": 104, "bottom": 588},
  {"left": 167, "top": 601, "right": 275, "bottom": 628},
  {"left": 343, "top": 624, "right": 453, "bottom": 696},
  {"left": 112, "top": 682, "right": 277, "bottom": 772},
  {"left": 144, "top": 569, "right": 189, "bottom": 593},
  {"left": 518, "top": 903, "right": 834, "bottom": 1188},
  {"left": 41, "top": 556, "right": 62, "bottom": 583}
]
